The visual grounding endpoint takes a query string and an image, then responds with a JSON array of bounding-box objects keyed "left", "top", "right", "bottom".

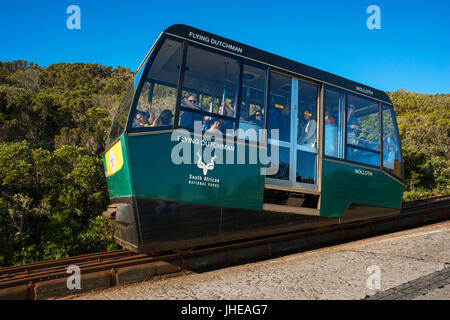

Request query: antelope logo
[{"left": 196, "top": 151, "right": 216, "bottom": 175}]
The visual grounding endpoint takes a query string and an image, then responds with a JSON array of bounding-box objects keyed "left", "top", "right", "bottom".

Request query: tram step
[{"left": 262, "top": 203, "right": 320, "bottom": 216}]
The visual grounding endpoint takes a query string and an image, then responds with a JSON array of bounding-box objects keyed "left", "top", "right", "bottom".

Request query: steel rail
[
  {"left": 0, "top": 195, "right": 448, "bottom": 298},
  {"left": 0, "top": 249, "right": 131, "bottom": 275}
]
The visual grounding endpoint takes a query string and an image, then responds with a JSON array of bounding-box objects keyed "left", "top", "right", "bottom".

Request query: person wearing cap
[{"left": 298, "top": 109, "right": 316, "bottom": 147}]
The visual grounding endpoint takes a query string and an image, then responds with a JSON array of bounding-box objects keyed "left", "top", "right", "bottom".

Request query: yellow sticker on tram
[
  {"left": 275, "top": 104, "right": 284, "bottom": 110},
  {"left": 105, "top": 140, "right": 124, "bottom": 176}
]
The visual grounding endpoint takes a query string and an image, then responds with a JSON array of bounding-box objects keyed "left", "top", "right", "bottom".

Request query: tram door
[{"left": 266, "top": 72, "right": 319, "bottom": 191}]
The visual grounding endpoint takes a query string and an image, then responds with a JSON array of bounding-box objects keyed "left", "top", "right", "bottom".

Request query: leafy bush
[
  {"left": 0, "top": 61, "right": 130, "bottom": 266},
  {"left": 390, "top": 89, "right": 450, "bottom": 200}
]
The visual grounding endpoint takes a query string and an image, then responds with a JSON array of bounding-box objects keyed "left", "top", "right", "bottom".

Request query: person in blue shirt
[
  {"left": 268, "top": 103, "right": 290, "bottom": 141},
  {"left": 179, "top": 95, "right": 203, "bottom": 130}
]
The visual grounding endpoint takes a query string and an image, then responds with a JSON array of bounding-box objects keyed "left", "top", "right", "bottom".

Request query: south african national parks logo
[
  {"left": 196, "top": 150, "right": 216, "bottom": 175},
  {"left": 188, "top": 149, "right": 220, "bottom": 189}
]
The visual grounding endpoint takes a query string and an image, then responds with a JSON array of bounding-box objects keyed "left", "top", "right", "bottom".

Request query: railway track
[{"left": 0, "top": 195, "right": 449, "bottom": 300}]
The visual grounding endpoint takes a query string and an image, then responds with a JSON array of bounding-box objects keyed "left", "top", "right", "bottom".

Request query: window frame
[
  {"left": 344, "top": 92, "right": 381, "bottom": 169},
  {"left": 322, "top": 84, "right": 390, "bottom": 171},
  {"left": 238, "top": 61, "right": 268, "bottom": 132},
  {"left": 176, "top": 41, "right": 243, "bottom": 129},
  {"left": 322, "top": 85, "right": 404, "bottom": 183},
  {"left": 174, "top": 41, "right": 271, "bottom": 144},
  {"left": 126, "top": 35, "right": 184, "bottom": 134},
  {"left": 106, "top": 79, "right": 136, "bottom": 147},
  {"left": 381, "top": 104, "right": 404, "bottom": 181},
  {"left": 322, "top": 85, "right": 347, "bottom": 161}
]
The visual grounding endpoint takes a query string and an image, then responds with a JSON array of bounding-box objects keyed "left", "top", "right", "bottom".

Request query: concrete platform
[{"left": 69, "top": 220, "right": 450, "bottom": 300}]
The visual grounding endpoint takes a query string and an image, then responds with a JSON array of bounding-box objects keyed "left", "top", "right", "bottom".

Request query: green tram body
[{"left": 103, "top": 25, "right": 404, "bottom": 253}]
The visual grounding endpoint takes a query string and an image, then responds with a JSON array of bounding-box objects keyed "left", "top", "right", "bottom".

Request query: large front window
[
  {"left": 108, "top": 80, "right": 134, "bottom": 145},
  {"left": 179, "top": 45, "right": 240, "bottom": 134},
  {"left": 132, "top": 39, "right": 183, "bottom": 129}
]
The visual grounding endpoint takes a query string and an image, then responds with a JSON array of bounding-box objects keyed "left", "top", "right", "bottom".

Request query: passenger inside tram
[
  {"left": 240, "top": 104, "right": 264, "bottom": 126},
  {"left": 206, "top": 120, "right": 225, "bottom": 134},
  {"left": 324, "top": 91, "right": 341, "bottom": 158},
  {"left": 133, "top": 102, "right": 156, "bottom": 128},
  {"left": 152, "top": 109, "right": 173, "bottom": 127},
  {"left": 182, "top": 95, "right": 201, "bottom": 110},
  {"left": 219, "top": 100, "right": 234, "bottom": 117},
  {"left": 268, "top": 103, "right": 290, "bottom": 141},
  {"left": 298, "top": 109, "right": 316, "bottom": 147},
  {"left": 179, "top": 95, "right": 203, "bottom": 130},
  {"left": 239, "top": 107, "right": 249, "bottom": 121},
  {"left": 324, "top": 104, "right": 337, "bottom": 125},
  {"left": 135, "top": 111, "right": 151, "bottom": 127},
  {"left": 251, "top": 110, "right": 264, "bottom": 126}
]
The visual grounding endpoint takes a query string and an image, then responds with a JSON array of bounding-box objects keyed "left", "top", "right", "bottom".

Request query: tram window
[
  {"left": 297, "top": 150, "right": 316, "bottom": 184},
  {"left": 324, "top": 87, "right": 345, "bottom": 158},
  {"left": 180, "top": 46, "right": 240, "bottom": 117},
  {"left": 382, "top": 105, "right": 402, "bottom": 178},
  {"left": 346, "top": 94, "right": 380, "bottom": 166},
  {"left": 266, "top": 145, "right": 290, "bottom": 181},
  {"left": 179, "top": 109, "right": 235, "bottom": 135},
  {"left": 108, "top": 80, "right": 135, "bottom": 145},
  {"left": 132, "top": 39, "right": 183, "bottom": 129},
  {"left": 297, "top": 81, "right": 318, "bottom": 148},
  {"left": 238, "top": 64, "right": 266, "bottom": 140},
  {"left": 268, "top": 72, "right": 291, "bottom": 142}
]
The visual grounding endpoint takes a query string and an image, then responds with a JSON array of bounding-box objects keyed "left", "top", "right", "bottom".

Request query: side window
[
  {"left": 296, "top": 80, "right": 318, "bottom": 185},
  {"left": 324, "top": 87, "right": 345, "bottom": 158},
  {"left": 266, "top": 72, "right": 291, "bottom": 181},
  {"left": 108, "top": 80, "right": 134, "bottom": 145},
  {"left": 297, "top": 80, "right": 318, "bottom": 148},
  {"left": 268, "top": 72, "right": 291, "bottom": 142},
  {"left": 346, "top": 94, "right": 380, "bottom": 166},
  {"left": 238, "top": 64, "right": 266, "bottom": 139},
  {"left": 179, "top": 45, "right": 239, "bottom": 134},
  {"left": 132, "top": 39, "right": 183, "bottom": 129},
  {"left": 382, "top": 105, "right": 402, "bottom": 178}
]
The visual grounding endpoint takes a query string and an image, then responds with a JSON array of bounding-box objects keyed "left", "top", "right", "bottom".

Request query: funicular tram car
[{"left": 103, "top": 24, "right": 404, "bottom": 253}]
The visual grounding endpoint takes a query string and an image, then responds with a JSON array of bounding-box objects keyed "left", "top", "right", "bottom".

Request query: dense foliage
[
  {"left": 0, "top": 60, "right": 448, "bottom": 266},
  {"left": 0, "top": 61, "right": 132, "bottom": 266},
  {"left": 390, "top": 89, "right": 450, "bottom": 201}
]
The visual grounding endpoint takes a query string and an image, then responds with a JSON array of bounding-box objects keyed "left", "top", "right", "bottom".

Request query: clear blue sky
[{"left": 0, "top": 0, "right": 449, "bottom": 94}]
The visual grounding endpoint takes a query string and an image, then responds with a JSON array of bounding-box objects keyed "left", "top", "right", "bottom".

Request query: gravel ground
[{"left": 71, "top": 220, "right": 450, "bottom": 300}]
